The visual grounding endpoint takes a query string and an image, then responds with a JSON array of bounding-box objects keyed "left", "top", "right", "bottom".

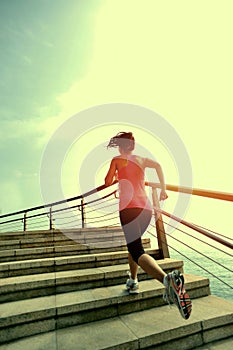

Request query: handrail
[
  {"left": 155, "top": 208, "right": 233, "bottom": 250},
  {"left": 1, "top": 180, "right": 232, "bottom": 235},
  {"left": 1, "top": 181, "right": 232, "bottom": 221},
  {"left": 1, "top": 181, "right": 231, "bottom": 296},
  {"left": 146, "top": 182, "right": 233, "bottom": 202},
  {"left": 0, "top": 181, "right": 118, "bottom": 219}
]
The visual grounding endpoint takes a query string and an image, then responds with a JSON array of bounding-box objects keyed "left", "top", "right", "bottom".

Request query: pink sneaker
[{"left": 163, "top": 270, "right": 192, "bottom": 320}]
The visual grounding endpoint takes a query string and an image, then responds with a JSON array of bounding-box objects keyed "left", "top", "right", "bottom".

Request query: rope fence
[{"left": 0, "top": 182, "right": 232, "bottom": 297}]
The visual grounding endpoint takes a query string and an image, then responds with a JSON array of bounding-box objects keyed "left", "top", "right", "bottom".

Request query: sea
[
  {"left": 170, "top": 247, "right": 233, "bottom": 302},
  {"left": 150, "top": 193, "right": 233, "bottom": 302},
  {"left": 156, "top": 230, "right": 233, "bottom": 302}
]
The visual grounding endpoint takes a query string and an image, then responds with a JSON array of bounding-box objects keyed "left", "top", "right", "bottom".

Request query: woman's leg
[
  {"left": 120, "top": 208, "right": 157, "bottom": 282},
  {"left": 128, "top": 252, "right": 138, "bottom": 279},
  {"left": 138, "top": 253, "right": 166, "bottom": 283}
]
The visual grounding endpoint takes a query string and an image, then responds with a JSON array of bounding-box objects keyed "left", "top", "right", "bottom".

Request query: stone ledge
[
  {"left": 0, "top": 296, "right": 232, "bottom": 349},
  {"left": 0, "top": 248, "right": 160, "bottom": 277},
  {"left": 0, "top": 274, "right": 209, "bottom": 330},
  {"left": 0, "top": 259, "right": 184, "bottom": 302}
]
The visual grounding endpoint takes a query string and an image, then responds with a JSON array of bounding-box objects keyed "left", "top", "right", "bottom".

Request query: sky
[{"left": 0, "top": 0, "right": 232, "bottom": 236}]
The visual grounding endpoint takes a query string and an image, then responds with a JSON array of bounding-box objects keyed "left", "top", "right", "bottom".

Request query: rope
[
  {"left": 86, "top": 215, "right": 119, "bottom": 225},
  {"left": 157, "top": 216, "right": 233, "bottom": 258},
  {"left": 85, "top": 201, "right": 117, "bottom": 214},
  {"left": 147, "top": 229, "right": 233, "bottom": 290},
  {"left": 190, "top": 222, "right": 233, "bottom": 242},
  {"left": 151, "top": 222, "right": 233, "bottom": 273},
  {"left": 154, "top": 207, "right": 233, "bottom": 250},
  {"left": 86, "top": 209, "right": 119, "bottom": 221}
]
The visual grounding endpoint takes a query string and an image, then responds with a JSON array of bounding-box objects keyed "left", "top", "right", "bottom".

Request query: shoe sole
[
  {"left": 126, "top": 286, "right": 139, "bottom": 294},
  {"left": 128, "top": 289, "right": 139, "bottom": 294}
]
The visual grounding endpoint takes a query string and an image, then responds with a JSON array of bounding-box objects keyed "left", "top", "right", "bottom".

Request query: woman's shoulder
[
  {"left": 112, "top": 156, "right": 122, "bottom": 163},
  {"left": 112, "top": 154, "right": 147, "bottom": 165},
  {"left": 133, "top": 154, "right": 147, "bottom": 164},
  {"left": 123, "top": 155, "right": 147, "bottom": 169},
  {"left": 112, "top": 156, "right": 125, "bottom": 164}
]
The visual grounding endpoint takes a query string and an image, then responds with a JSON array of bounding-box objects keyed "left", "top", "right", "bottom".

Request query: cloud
[
  {"left": 0, "top": 180, "right": 24, "bottom": 214},
  {"left": 1, "top": 0, "right": 232, "bottom": 216},
  {"left": 0, "top": 0, "right": 99, "bottom": 122}
]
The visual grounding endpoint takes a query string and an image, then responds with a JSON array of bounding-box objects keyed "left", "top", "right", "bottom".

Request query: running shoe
[
  {"left": 163, "top": 270, "right": 192, "bottom": 320},
  {"left": 126, "top": 272, "right": 139, "bottom": 294}
]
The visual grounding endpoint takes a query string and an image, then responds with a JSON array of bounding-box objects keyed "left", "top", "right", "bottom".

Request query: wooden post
[
  {"left": 81, "top": 198, "right": 85, "bottom": 228},
  {"left": 152, "top": 188, "right": 170, "bottom": 259},
  {"left": 49, "top": 207, "right": 53, "bottom": 230},
  {"left": 23, "top": 212, "right": 27, "bottom": 232}
]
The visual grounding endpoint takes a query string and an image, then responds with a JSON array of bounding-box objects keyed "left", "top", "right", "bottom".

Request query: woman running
[{"left": 104, "top": 131, "right": 192, "bottom": 320}]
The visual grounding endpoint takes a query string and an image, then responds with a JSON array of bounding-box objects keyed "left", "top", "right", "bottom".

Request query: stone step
[
  {"left": 0, "top": 258, "right": 183, "bottom": 302},
  {"left": 0, "top": 229, "right": 126, "bottom": 250},
  {"left": 0, "top": 238, "right": 151, "bottom": 262},
  {"left": 0, "top": 274, "right": 211, "bottom": 345},
  {"left": 0, "top": 323, "right": 232, "bottom": 350},
  {"left": 194, "top": 337, "right": 233, "bottom": 350},
  {"left": 0, "top": 248, "right": 161, "bottom": 278},
  {"left": 0, "top": 226, "right": 124, "bottom": 238},
  {"left": 10, "top": 295, "right": 230, "bottom": 350}
]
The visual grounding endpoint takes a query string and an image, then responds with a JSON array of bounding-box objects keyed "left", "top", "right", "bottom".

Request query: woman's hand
[{"left": 160, "top": 190, "right": 168, "bottom": 201}]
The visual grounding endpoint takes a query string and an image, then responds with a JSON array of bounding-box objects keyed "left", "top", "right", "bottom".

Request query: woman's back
[{"left": 116, "top": 155, "right": 151, "bottom": 211}]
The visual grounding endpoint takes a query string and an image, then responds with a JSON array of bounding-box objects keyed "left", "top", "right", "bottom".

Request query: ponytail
[{"left": 107, "top": 132, "right": 135, "bottom": 151}]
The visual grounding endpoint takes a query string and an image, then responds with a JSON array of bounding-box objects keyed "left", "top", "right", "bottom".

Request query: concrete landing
[
  {"left": 195, "top": 337, "right": 233, "bottom": 349},
  {"left": 0, "top": 296, "right": 232, "bottom": 350}
]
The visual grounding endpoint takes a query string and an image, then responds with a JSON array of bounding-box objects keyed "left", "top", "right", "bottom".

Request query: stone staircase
[{"left": 0, "top": 227, "right": 232, "bottom": 349}]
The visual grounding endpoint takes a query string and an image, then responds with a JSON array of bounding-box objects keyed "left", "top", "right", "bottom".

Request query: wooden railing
[{"left": 1, "top": 182, "right": 232, "bottom": 260}]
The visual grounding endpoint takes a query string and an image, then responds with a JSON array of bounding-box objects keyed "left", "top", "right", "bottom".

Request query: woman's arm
[
  {"left": 104, "top": 159, "right": 117, "bottom": 187},
  {"left": 144, "top": 158, "right": 168, "bottom": 200}
]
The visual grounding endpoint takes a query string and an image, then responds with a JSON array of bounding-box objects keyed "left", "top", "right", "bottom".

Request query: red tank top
[{"left": 117, "top": 155, "right": 152, "bottom": 211}]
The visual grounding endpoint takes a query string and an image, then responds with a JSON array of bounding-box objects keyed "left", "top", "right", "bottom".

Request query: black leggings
[{"left": 119, "top": 208, "right": 152, "bottom": 264}]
